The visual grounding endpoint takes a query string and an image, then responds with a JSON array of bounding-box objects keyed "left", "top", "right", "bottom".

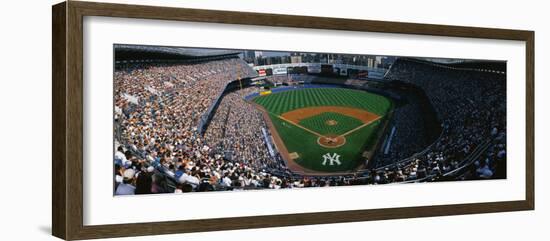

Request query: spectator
[{"left": 115, "top": 169, "right": 136, "bottom": 195}]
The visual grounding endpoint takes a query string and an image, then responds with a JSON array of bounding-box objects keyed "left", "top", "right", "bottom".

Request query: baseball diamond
[
  {"left": 112, "top": 44, "right": 508, "bottom": 195},
  {"left": 253, "top": 88, "right": 392, "bottom": 173}
]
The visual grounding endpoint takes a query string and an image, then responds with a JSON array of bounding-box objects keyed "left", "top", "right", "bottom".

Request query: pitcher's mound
[
  {"left": 325, "top": 119, "right": 338, "bottom": 126},
  {"left": 317, "top": 135, "right": 346, "bottom": 148}
]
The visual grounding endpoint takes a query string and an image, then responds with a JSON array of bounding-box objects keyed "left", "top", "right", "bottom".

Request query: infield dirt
[{"left": 281, "top": 106, "right": 379, "bottom": 124}]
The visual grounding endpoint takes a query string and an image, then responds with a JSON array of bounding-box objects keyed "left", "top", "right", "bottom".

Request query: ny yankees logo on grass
[{"left": 322, "top": 153, "right": 341, "bottom": 166}]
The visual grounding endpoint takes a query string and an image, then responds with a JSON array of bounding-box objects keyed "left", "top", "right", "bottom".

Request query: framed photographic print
[{"left": 52, "top": 1, "right": 534, "bottom": 240}]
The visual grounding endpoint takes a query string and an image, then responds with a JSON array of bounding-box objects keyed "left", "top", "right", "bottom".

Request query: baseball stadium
[{"left": 113, "top": 44, "right": 507, "bottom": 195}]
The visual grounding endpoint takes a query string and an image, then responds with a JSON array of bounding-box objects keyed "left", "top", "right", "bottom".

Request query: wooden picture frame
[{"left": 52, "top": 1, "right": 534, "bottom": 240}]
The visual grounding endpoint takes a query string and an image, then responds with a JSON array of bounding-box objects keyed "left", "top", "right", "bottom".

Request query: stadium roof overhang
[
  {"left": 114, "top": 44, "right": 242, "bottom": 64},
  {"left": 406, "top": 57, "right": 507, "bottom": 73}
]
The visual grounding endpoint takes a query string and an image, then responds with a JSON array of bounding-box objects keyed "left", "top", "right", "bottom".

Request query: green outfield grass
[
  {"left": 254, "top": 88, "right": 392, "bottom": 172},
  {"left": 254, "top": 88, "right": 390, "bottom": 116}
]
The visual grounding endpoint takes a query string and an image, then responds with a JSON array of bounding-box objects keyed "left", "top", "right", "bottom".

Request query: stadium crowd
[
  {"left": 377, "top": 58, "right": 507, "bottom": 182},
  {"left": 203, "top": 87, "right": 284, "bottom": 171},
  {"left": 113, "top": 58, "right": 276, "bottom": 194},
  {"left": 114, "top": 56, "right": 507, "bottom": 195},
  {"left": 374, "top": 89, "right": 431, "bottom": 166}
]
